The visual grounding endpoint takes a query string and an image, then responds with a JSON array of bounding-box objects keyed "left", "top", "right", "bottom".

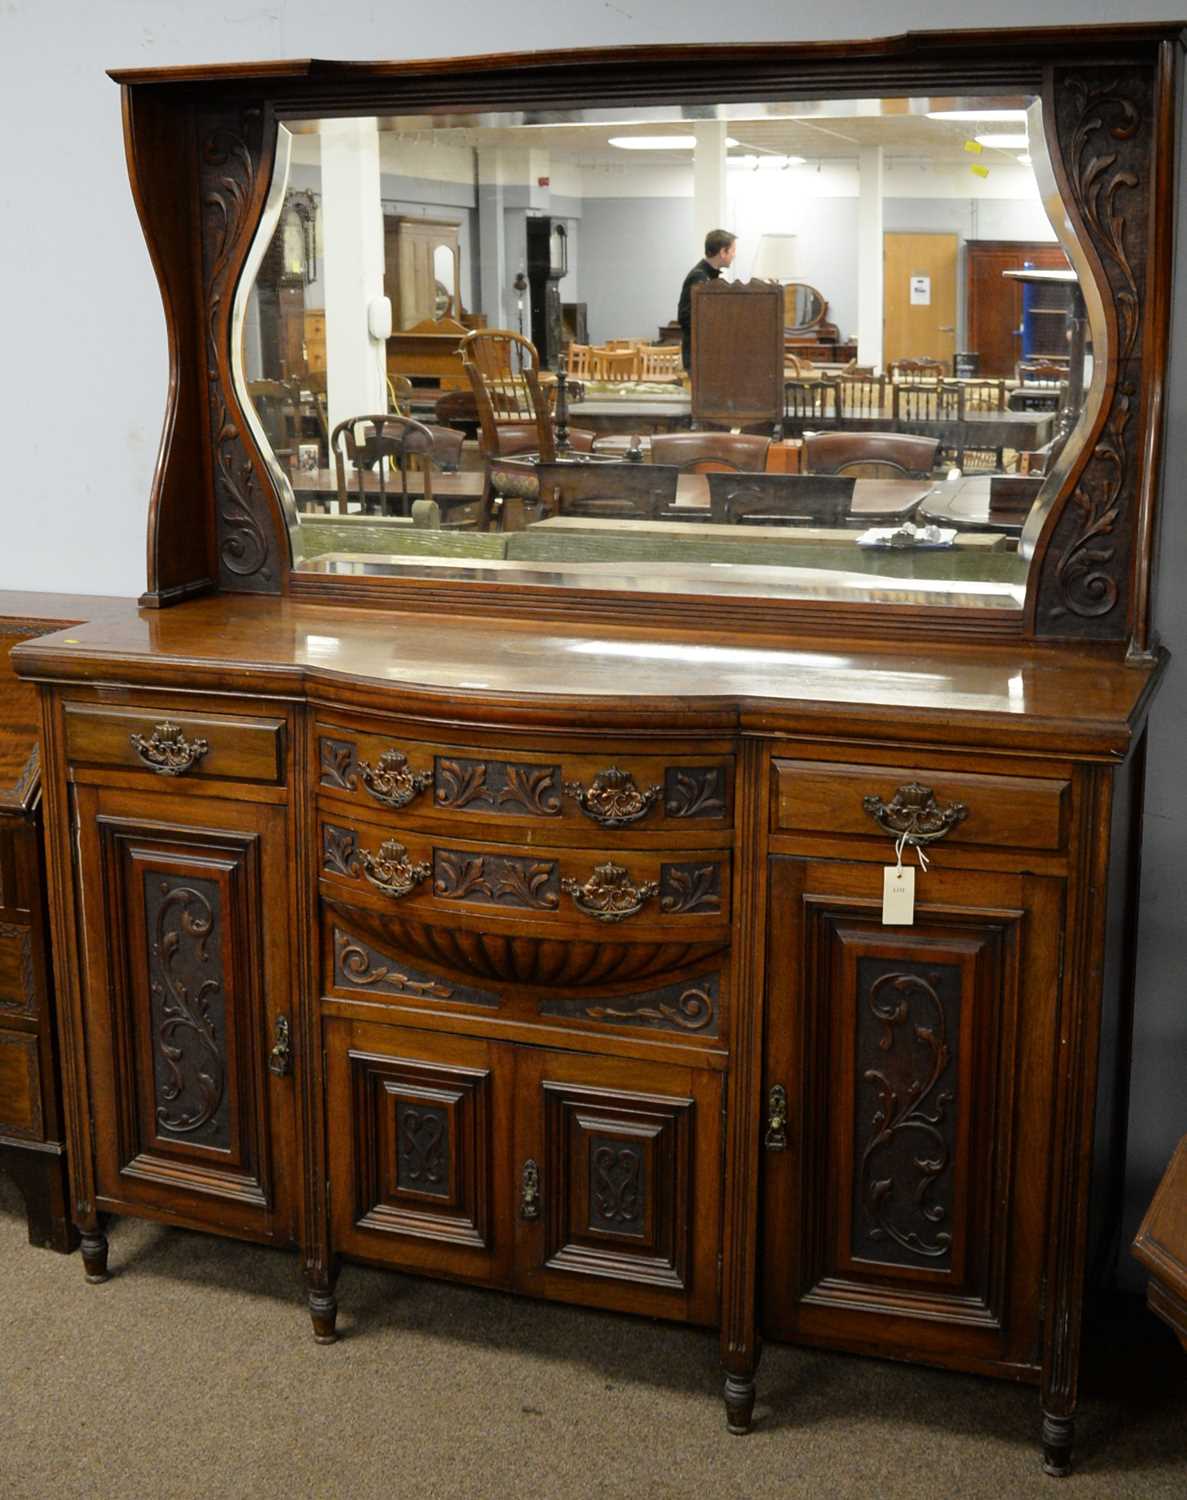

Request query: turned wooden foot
[
  {"left": 724, "top": 1373, "right": 756, "bottom": 1435},
  {"left": 309, "top": 1287, "right": 338, "bottom": 1344},
  {"left": 80, "top": 1229, "right": 110, "bottom": 1284},
  {"left": 1041, "top": 1412, "right": 1074, "bottom": 1477}
]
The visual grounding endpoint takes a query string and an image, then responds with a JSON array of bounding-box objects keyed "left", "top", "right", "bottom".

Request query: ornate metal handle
[
  {"left": 358, "top": 748, "right": 432, "bottom": 810},
  {"left": 764, "top": 1084, "right": 788, "bottom": 1151},
  {"left": 359, "top": 839, "right": 431, "bottom": 900},
  {"left": 268, "top": 1016, "right": 293, "bottom": 1078},
  {"left": 129, "top": 721, "right": 209, "bottom": 777},
  {"left": 520, "top": 1159, "right": 540, "bottom": 1221},
  {"left": 862, "top": 782, "right": 968, "bottom": 847},
  {"left": 560, "top": 861, "right": 659, "bottom": 923},
  {"left": 562, "top": 767, "right": 662, "bottom": 829}
]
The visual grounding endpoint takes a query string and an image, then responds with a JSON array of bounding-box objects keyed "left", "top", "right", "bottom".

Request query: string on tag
[
  {"left": 894, "top": 831, "right": 907, "bottom": 875},
  {"left": 916, "top": 842, "right": 930, "bottom": 873}
]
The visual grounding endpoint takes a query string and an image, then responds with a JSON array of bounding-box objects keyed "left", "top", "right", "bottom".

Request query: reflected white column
[
  {"left": 693, "top": 122, "right": 729, "bottom": 249},
  {"left": 320, "top": 118, "right": 388, "bottom": 437},
  {"left": 477, "top": 147, "right": 509, "bottom": 332},
  {"left": 857, "top": 145, "right": 884, "bottom": 372}
]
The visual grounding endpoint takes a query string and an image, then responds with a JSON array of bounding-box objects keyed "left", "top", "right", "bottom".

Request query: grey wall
[
  {"left": 578, "top": 196, "right": 694, "bottom": 343},
  {"left": 2, "top": 0, "right": 1184, "bottom": 1293}
]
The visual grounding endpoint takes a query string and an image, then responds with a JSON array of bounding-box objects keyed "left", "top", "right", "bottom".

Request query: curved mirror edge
[
  {"left": 230, "top": 123, "right": 306, "bottom": 566},
  {"left": 230, "top": 90, "right": 1108, "bottom": 615}
]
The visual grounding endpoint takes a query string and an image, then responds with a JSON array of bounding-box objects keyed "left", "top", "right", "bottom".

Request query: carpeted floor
[{"left": 1, "top": 1175, "right": 1184, "bottom": 1500}]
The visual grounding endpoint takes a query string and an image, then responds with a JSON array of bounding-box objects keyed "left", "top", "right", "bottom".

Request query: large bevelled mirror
[{"left": 233, "top": 88, "right": 1102, "bottom": 614}]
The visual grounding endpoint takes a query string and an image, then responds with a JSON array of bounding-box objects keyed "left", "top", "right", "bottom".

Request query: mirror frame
[
  {"left": 112, "top": 24, "right": 1180, "bottom": 655},
  {"left": 784, "top": 283, "right": 828, "bottom": 334}
]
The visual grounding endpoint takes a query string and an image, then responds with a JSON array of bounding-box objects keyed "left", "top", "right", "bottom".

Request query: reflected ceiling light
[
  {"left": 608, "top": 134, "right": 739, "bottom": 149},
  {"left": 926, "top": 108, "right": 1030, "bottom": 121},
  {"left": 975, "top": 133, "right": 1030, "bottom": 149}
]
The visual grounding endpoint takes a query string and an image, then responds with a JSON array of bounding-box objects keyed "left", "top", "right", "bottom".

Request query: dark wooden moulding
[
  {"left": 116, "top": 26, "right": 1180, "bottom": 656},
  {"left": 9, "top": 24, "right": 1182, "bottom": 1486}
]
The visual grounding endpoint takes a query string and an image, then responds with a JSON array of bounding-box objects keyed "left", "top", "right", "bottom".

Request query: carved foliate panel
[
  {"left": 538, "top": 972, "right": 719, "bottom": 1038},
  {"left": 659, "top": 861, "right": 722, "bottom": 916},
  {"left": 144, "top": 874, "right": 230, "bottom": 1149},
  {"left": 331, "top": 925, "right": 501, "bottom": 1009},
  {"left": 435, "top": 757, "right": 563, "bottom": 817},
  {"left": 433, "top": 849, "right": 560, "bottom": 910},
  {"left": 319, "top": 737, "right": 358, "bottom": 791},
  {"left": 852, "top": 959, "right": 960, "bottom": 1268},
  {"left": 538, "top": 1081, "right": 692, "bottom": 1291},
  {"left": 664, "top": 766, "right": 728, "bottom": 820},
  {"left": 1036, "top": 63, "right": 1156, "bottom": 638},
  {"left": 348, "top": 1049, "right": 491, "bottom": 1248},
  {"left": 197, "top": 106, "right": 282, "bottom": 594}
]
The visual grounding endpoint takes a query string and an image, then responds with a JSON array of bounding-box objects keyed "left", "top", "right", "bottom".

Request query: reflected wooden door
[
  {"left": 883, "top": 234, "right": 957, "bottom": 372},
  {"left": 966, "top": 241, "right": 1070, "bottom": 377}
]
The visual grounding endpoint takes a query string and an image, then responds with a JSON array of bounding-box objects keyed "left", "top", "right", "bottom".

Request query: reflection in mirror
[{"left": 233, "top": 92, "right": 1103, "bottom": 612}]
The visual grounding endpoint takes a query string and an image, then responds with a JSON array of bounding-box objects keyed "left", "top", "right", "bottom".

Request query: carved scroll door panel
[
  {"left": 513, "top": 1047, "right": 722, "bottom": 1326},
  {"left": 323, "top": 1018, "right": 515, "bottom": 1286},
  {"left": 763, "top": 857, "right": 1062, "bottom": 1374},
  {"left": 73, "top": 788, "right": 297, "bottom": 1242}
]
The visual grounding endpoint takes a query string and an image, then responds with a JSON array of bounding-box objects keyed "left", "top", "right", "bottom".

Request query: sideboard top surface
[{"left": 9, "top": 596, "right": 1162, "bottom": 758}]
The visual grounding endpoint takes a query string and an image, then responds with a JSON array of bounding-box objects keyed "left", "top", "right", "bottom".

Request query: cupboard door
[
  {"left": 323, "top": 1018, "right": 514, "bottom": 1285},
  {"left": 763, "top": 858, "right": 1060, "bottom": 1374},
  {"left": 514, "top": 1048, "right": 722, "bottom": 1325},
  {"left": 74, "top": 787, "right": 297, "bottom": 1242}
]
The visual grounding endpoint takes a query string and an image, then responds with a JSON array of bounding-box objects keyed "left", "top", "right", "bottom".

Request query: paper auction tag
[{"left": 882, "top": 863, "right": 916, "bottom": 925}]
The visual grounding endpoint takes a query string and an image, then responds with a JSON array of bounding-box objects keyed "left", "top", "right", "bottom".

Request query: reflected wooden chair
[
  {"left": 300, "top": 370, "right": 331, "bottom": 456},
  {"left": 535, "top": 461, "right": 679, "bottom": 521},
  {"left": 705, "top": 471, "right": 857, "bottom": 527},
  {"left": 1016, "top": 358, "right": 1068, "bottom": 386},
  {"left": 783, "top": 379, "right": 841, "bottom": 428},
  {"left": 463, "top": 328, "right": 594, "bottom": 460},
  {"left": 637, "top": 345, "right": 682, "bottom": 381},
  {"left": 803, "top": 431, "right": 941, "bottom": 480},
  {"left": 592, "top": 347, "right": 640, "bottom": 382},
  {"left": 649, "top": 433, "right": 771, "bottom": 473},
  {"left": 387, "top": 374, "right": 465, "bottom": 472},
  {"left": 331, "top": 413, "right": 437, "bottom": 518},
  {"left": 565, "top": 344, "right": 593, "bottom": 379},
  {"left": 952, "top": 378, "right": 1006, "bottom": 414},
  {"left": 950, "top": 444, "right": 1008, "bottom": 475},
  {"left": 889, "top": 357, "right": 947, "bottom": 382},
  {"left": 836, "top": 374, "right": 886, "bottom": 420},
  {"left": 893, "top": 382, "right": 960, "bottom": 424}
]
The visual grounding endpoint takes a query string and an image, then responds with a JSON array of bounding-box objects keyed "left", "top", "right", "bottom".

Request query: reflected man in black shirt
[{"left": 677, "top": 229, "right": 737, "bottom": 371}]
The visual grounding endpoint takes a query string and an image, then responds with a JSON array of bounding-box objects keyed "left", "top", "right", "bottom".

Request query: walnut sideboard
[{"left": 12, "top": 599, "right": 1160, "bottom": 1475}]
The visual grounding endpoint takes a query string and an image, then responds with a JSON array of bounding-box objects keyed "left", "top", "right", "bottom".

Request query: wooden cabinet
[
  {"left": 384, "top": 216, "right": 462, "bottom": 331},
  {"left": 965, "top": 241, "right": 1070, "bottom": 378}
]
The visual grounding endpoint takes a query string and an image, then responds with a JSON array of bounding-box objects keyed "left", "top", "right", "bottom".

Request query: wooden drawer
[
  {"left": 319, "top": 811, "right": 731, "bottom": 936},
  {"left": 64, "top": 703, "right": 286, "bottom": 786},
  {"left": 315, "top": 721, "right": 733, "bottom": 835},
  {"left": 0, "top": 918, "right": 37, "bottom": 1019},
  {"left": 772, "top": 758, "right": 1069, "bottom": 853}
]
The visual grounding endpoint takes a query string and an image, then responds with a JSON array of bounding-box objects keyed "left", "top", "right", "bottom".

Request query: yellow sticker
[
  {"left": 970, "top": 165, "right": 990, "bottom": 178},
  {"left": 964, "top": 139, "right": 984, "bottom": 154}
]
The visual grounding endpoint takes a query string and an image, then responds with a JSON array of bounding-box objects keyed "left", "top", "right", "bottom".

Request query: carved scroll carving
[
  {"left": 435, "top": 757, "right": 562, "bottom": 816},
  {"left": 858, "top": 966, "right": 957, "bottom": 1265},
  {"left": 397, "top": 1102, "right": 449, "bottom": 1197},
  {"left": 322, "top": 825, "right": 359, "bottom": 879},
  {"left": 146, "top": 877, "right": 228, "bottom": 1142},
  {"left": 591, "top": 1141, "right": 644, "bottom": 1232},
  {"left": 664, "top": 766, "right": 727, "bottom": 820},
  {"left": 199, "top": 112, "right": 280, "bottom": 593},
  {"left": 659, "top": 862, "right": 722, "bottom": 915},
  {"left": 333, "top": 926, "right": 500, "bottom": 1008},
  {"left": 541, "top": 976, "right": 719, "bottom": 1036},
  {"left": 433, "top": 850, "right": 559, "bottom": 910},
  {"left": 319, "top": 738, "right": 358, "bottom": 791}
]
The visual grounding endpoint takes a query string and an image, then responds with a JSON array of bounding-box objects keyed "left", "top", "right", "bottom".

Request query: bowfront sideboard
[{"left": 12, "top": 23, "right": 1184, "bottom": 1479}]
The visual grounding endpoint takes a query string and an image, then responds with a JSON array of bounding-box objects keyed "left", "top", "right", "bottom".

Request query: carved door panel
[
  {"left": 763, "top": 857, "right": 1062, "bottom": 1373},
  {"left": 323, "top": 1018, "right": 515, "bottom": 1286},
  {"left": 513, "top": 1048, "right": 722, "bottom": 1326},
  {"left": 73, "top": 787, "right": 297, "bottom": 1241}
]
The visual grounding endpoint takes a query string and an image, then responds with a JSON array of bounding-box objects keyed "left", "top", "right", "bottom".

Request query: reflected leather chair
[
  {"left": 386, "top": 374, "right": 466, "bottom": 471},
  {"left": 535, "top": 461, "right": 679, "bottom": 521},
  {"left": 649, "top": 433, "right": 771, "bottom": 473},
  {"left": 803, "top": 431, "right": 941, "bottom": 480},
  {"left": 331, "top": 413, "right": 436, "bottom": 517},
  {"left": 462, "top": 328, "right": 594, "bottom": 460}
]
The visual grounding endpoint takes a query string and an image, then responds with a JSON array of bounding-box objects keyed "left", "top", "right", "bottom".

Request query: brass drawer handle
[
  {"left": 560, "top": 860, "right": 659, "bottom": 923},
  {"left": 521, "top": 1159, "right": 541, "bottom": 1221},
  {"left": 764, "top": 1084, "right": 788, "bottom": 1151},
  {"left": 358, "top": 748, "right": 432, "bottom": 810},
  {"left": 268, "top": 1016, "right": 293, "bottom": 1078},
  {"left": 862, "top": 781, "right": 968, "bottom": 847},
  {"left": 562, "top": 767, "right": 662, "bottom": 828},
  {"left": 359, "top": 839, "right": 431, "bottom": 900},
  {"left": 129, "top": 721, "right": 209, "bottom": 776}
]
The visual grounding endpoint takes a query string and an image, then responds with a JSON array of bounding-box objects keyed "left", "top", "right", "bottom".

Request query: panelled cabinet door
[
  {"left": 323, "top": 1018, "right": 514, "bottom": 1286},
  {"left": 763, "top": 857, "right": 1062, "bottom": 1375},
  {"left": 73, "top": 787, "right": 298, "bottom": 1242},
  {"left": 513, "top": 1048, "right": 722, "bottom": 1326}
]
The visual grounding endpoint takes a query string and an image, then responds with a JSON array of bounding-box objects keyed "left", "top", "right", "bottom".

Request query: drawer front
[
  {"left": 0, "top": 1030, "right": 43, "bottom": 1140},
  {"left": 772, "top": 759, "right": 1069, "bottom": 853},
  {"left": 319, "top": 812, "right": 731, "bottom": 936},
  {"left": 64, "top": 703, "right": 286, "bottom": 786},
  {"left": 0, "top": 918, "right": 37, "bottom": 1019},
  {"left": 316, "top": 722, "right": 733, "bottom": 835}
]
